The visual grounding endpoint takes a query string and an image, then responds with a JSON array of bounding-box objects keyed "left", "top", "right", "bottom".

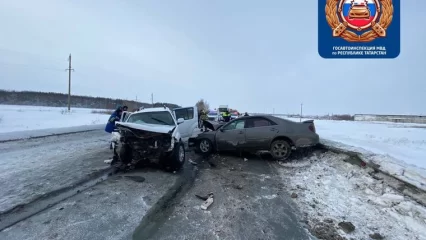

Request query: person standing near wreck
[
  {"left": 105, "top": 106, "right": 123, "bottom": 133},
  {"left": 222, "top": 110, "right": 231, "bottom": 122},
  {"left": 199, "top": 109, "right": 208, "bottom": 131}
]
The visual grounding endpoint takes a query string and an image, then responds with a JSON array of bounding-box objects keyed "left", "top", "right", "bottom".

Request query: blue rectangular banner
[{"left": 318, "top": 0, "right": 400, "bottom": 59}]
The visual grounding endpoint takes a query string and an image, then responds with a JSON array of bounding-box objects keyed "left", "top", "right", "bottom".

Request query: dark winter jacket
[
  {"left": 200, "top": 111, "right": 208, "bottom": 121},
  {"left": 105, "top": 107, "right": 122, "bottom": 133}
]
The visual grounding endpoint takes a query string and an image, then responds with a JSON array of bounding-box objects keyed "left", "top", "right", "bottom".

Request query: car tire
[
  {"left": 119, "top": 143, "right": 132, "bottom": 164},
  {"left": 162, "top": 141, "right": 186, "bottom": 172},
  {"left": 197, "top": 138, "right": 213, "bottom": 156},
  {"left": 270, "top": 140, "right": 292, "bottom": 160}
]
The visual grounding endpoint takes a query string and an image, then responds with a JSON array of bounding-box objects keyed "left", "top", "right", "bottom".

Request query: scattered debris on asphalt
[
  {"left": 195, "top": 194, "right": 208, "bottom": 201},
  {"left": 188, "top": 159, "right": 198, "bottom": 165},
  {"left": 244, "top": 158, "right": 248, "bottom": 162},
  {"left": 369, "top": 232, "right": 385, "bottom": 239},
  {"left": 338, "top": 221, "right": 355, "bottom": 233},
  {"left": 104, "top": 159, "right": 112, "bottom": 164},
  {"left": 200, "top": 193, "right": 214, "bottom": 210},
  {"left": 234, "top": 184, "right": 243, "bottom": 190},
  {"left": 291, "top": 192, "right": 298, "bottom": 198},
  {"left": 312, "top": 220, "right": 346, "bottom": 240}
]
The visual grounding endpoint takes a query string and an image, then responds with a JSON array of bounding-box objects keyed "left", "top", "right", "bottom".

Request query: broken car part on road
[{"left": 200, "top": 192, "right": 214, "bottom": 210}]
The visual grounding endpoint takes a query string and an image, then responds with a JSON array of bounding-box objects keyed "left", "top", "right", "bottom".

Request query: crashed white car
[{"left": 111, "top": 106, "right": 198, "bottom": 172}]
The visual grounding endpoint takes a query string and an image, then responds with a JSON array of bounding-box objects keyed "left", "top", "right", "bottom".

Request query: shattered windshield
[{"left": 126, "top": 111, "right": 175, "bottom": 126}]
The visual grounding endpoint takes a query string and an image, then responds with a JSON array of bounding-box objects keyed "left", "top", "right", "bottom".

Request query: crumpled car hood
[
  {"left": 203, "top": 120, "right": 225, "bottom": 131},
  {"left": 116, "top": 122, "right": 175, "bottom": 134}
]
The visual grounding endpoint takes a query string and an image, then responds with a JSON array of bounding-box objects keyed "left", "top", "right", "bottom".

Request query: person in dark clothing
[
  {"left": 244, "top": 112, "right": 249, "bottom": 116},
  {"left": 199, "top": 110, "right": 208, "bottom": 131},
  {"left": 105, "top": 106, "right": 123, "bottom": 133},
  {"left": 121, "top": 105, "right": 129, "bottom": 121}
]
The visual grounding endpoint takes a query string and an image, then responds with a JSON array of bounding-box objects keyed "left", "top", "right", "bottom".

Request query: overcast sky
[{"left": 0, "top": 0, "right": 424, "bottom": 115}]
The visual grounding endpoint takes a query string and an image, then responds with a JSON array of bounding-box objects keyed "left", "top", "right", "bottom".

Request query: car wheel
[
  {"left": 197, "top": 139, "right": 213, "bottom": 155},
  {"left": 119, "top": 144, "right": 132, "bottom": 164},
  {"left": 270, "top": 140, "right": 291, "bottom": 160},
  {"left": 163, "top": 141, "right": 186, "bottom": 172}
]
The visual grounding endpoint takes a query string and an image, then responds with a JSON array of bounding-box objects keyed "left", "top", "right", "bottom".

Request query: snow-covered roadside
[
  {"left": 323, "top": 139, "right": 426, "bottom": 193},
  {"left": 0, "top": 105, "right": 110, "bottom": 134},
  {"left": 0, "top": 124, "right": 104, "bottom": 142},
  {"left": 280, "top": 117, "right": 426, "bottom": 192},
  {"left": 276, "top": 152, "right": 426, "bottom": 240}
]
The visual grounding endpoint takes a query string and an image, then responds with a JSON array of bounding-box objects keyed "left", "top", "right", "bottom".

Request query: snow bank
[
  {"left": 277, "top": 152, "right": 426, "bottom": 240},
  {"left": 0, "top": 125, "right": 104, "bottom": 142},
  {"left": 279, "top": 117, "right": 426, "bottom": 191},
  {"left": 0, "top": 105, "right": 110, "bottom": 134}
]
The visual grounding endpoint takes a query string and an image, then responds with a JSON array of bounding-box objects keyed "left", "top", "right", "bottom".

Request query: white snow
[
  {"left": 281, "top": 117, "right": 426, "bottom": 191},
  {"left": 277, "top": 152, "right": 426, "bottom": 240},
  {"left": 0, "top": 105, "right": 110, "bottom": 134}
]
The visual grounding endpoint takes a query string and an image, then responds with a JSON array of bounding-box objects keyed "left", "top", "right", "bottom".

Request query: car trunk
[{"left": 301, "top": 120, "right": 316, "bottom": 133}]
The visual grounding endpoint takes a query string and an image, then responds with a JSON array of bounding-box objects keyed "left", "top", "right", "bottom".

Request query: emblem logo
[{"left": 325, "top": 0, "right": 394, "bottom": 42}]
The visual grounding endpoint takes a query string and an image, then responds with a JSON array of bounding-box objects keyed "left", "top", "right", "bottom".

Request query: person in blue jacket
[{"left": 105, "top": 106, "right": 123, "bottom": 133}]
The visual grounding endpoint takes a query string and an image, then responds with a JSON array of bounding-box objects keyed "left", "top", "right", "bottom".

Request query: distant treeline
[{"left": 0, "top": 90, "right": 181, "bottom": 110}]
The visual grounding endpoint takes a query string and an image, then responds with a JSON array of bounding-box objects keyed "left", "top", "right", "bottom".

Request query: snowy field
[
  {"left": 0, "top": 105, "right": 110, "bottom": 133},
  {"left": 281, "top": 117, "right": 426, "bottom": 192}
]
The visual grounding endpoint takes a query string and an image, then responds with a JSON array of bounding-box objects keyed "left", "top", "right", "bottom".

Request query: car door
[
  {"left": 120, "top": 111, "right": 131, "bottom": 122},
  {"left": 173, "top": 106, "right": 198, "bottom": 140},
  {"left": 215, "top": 119, "right": 246, "bottom": 151},
  {"left": 244, "top": 117, "right": 278, "bottom": 150}
]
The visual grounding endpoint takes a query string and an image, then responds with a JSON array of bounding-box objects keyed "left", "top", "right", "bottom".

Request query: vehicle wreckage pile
[{"left": 108, "top": 106, "right": 320, "bottom": 172}]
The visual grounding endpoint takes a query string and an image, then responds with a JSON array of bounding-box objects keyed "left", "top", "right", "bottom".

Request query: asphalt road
[
  {"left": 0, "top": 130, "right": 112, "bottom": 214},
  {"left": 0, "top": 170, "right": 179, "bottom": 240},
  {"left": 0, "top": 129, "right": 316, "bottom": 240},
  {"left": 134, "top": 152, "right": 314, "bottom": 240}
]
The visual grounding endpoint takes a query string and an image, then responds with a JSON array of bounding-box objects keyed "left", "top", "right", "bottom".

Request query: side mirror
[{"left": 177, "top": 118, "right": 184, "bottom": 124}]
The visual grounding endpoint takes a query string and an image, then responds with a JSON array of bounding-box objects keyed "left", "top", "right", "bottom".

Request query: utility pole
[
  {"left": 273, "top": 108, "right": 275, "bottom": 114},
  {"left": 65, "top": 54, "right": 74, "bottom": 111},
  {"left": 300, "top": 103, "right": 303, "bottom": 122},
  {"left": 151, "top": 93, "right": 154, "bottom": 107}
]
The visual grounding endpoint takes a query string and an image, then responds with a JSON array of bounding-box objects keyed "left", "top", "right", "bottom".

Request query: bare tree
[{"left": 196, "top": 99, "right": 210, "bottom": 113}]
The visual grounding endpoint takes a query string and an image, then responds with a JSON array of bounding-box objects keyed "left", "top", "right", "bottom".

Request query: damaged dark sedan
[{"left": 188, "top": 115, "right": 319, "bottom": 160}]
